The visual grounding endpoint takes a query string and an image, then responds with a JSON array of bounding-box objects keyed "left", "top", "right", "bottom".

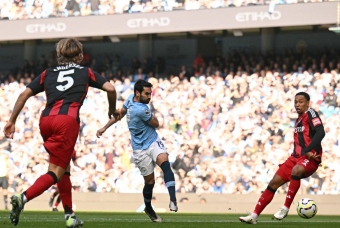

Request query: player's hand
[
  {"left": 3, "top": 121, "right": 15, "bottom": 139},
  {"left": 306, "top": 152, "right": 319, "bottom": 160},
  {"left": 96, "top": 128, "right": 106, "bottom": 138},
  {"left": 108, "top": 109, "right": 121, "bottom": 120},
  {"left": 113, "top": 109, "right": 121, "bottom": 120}
]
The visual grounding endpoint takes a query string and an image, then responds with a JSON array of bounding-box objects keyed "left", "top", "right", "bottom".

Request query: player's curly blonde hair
[{"left": 56, "top": 38, "right": 83, "bottom": 65}]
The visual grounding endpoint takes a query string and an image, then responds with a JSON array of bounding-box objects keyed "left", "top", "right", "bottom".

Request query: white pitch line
[{"left": 0, "top": 217, "right": 339, "bottom": 223}]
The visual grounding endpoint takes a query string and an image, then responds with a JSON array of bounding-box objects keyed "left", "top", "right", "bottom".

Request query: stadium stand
[
  {"left": 0, "top": 48, "right": 339, "bottom": 195},
  {"left": 0, "top": 0, "right": 328, "bottom": 20}
]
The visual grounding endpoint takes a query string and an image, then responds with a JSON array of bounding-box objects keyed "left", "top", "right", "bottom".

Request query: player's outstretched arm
[
  {"left": 96, "top": 108, "right": 127, "bottom": 138},
  {"left": 3, "top": 88, "right": 34, "bottom": 139}
]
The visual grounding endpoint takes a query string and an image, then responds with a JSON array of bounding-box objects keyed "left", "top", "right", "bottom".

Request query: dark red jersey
[
  {"left": 27, "top": 63, "right": 108, "bottom": 123},
  {"left": 293, "top": 108, "right": 323, "bottom": 158}
]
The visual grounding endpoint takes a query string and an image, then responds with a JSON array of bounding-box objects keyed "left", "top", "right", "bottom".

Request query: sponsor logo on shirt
[
  {"left": 312, "top": 118, "right": 321, "bottom": 126},
  {"left": 294, "top": 126, "right": 305, "bottom": 133}
]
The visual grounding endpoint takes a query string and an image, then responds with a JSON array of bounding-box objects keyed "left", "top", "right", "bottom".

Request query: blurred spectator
[
  {"left": 1, "top": 47, "right": 340, "bottom": 196},
  {"left": 0, "top": 0, "right": 327, "bottom": 20}
]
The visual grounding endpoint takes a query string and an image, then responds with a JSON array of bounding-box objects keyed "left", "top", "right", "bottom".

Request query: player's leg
[
  {"left": 49, "top": 187, "right": 59, "bottom": 207},
  {"left": 275, "top": 157, "right": 319, "bottom": 220},
  {"left": 143, "top": 173, "right": 155, "bottom": 211},
  {"left": 1, "top": 177, "right": 9, "bottom": 210},
  {"left": 239, "top": 175, "right": 286, "bottom": 224},
  {"left": 240, "top": 157, "right": 292, "bottom": 224},
  {"left": 53, "top": 195, "right": 61, "bottom": 211},
  {"left": 273, "top": 165, "right": 305, "bottom": 221},
  {"left": 142, "top": 171, "right": 162, "bottom": 222},
  {"left": 135, "top": 149, "right": 162, "bottom": 223},
  {"left": 152, "top": 138, "right": 177, "bottom": 212},
  {"left": 10, "top": 163, "right": 63, "bottom": 226},
  {"left": 3, "top": 188, "right": 8, "bottom": 210},
  {"left": 10, "top": 115, "right": 80, "bottom": 226},
  {"left": 156, "top": 153, "right": 177, "bottom": 212},
  {"left": 59, "top": 165, "right": 83, "bottom": 227},
  {"left": 58, "top": 165, "right": 73, "bottom": 216}
]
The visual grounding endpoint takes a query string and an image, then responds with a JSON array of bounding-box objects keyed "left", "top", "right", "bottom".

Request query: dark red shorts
[
  {"left": 276, "top": 156, "right": 320, "bottom": 182},
  {"left": 39, "top": 115, "right": 79, "bottom": 169}
]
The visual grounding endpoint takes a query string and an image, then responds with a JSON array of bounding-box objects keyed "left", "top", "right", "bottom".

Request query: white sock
[
  {"left": 282, "top": 205, "right": 289, "bottom": 210},
  {"left": 65, "top": 212, "right": 75, "bottom": 220},
  {"left": 251, "top": 213, "right": 258, "bottom": 219},
  {"left": 22, "top": 194, "right": 27, "bottom": 204}
]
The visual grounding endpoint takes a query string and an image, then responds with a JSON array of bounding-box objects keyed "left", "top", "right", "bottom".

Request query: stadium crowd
[
  {"left": 0, "top": 0, "right": 328, "bottom": 20},
  {"left": 0, "top": 48, "right": 340, "bottom": 197}
]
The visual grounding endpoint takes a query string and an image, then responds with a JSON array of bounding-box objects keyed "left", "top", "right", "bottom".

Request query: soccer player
[
  {"left": 49, "top": 187, "right": 61, "bottom": 212},
  {"left": 49, "top": 150, "right": 82, "bottom": 212},
  {"left": 239, "top": 92, "right": 325, "bottom": 224},
  {"left": 96, "top": 79, "right": 178, "bottom": 222},
  {"left": 3, "top": 38, "right": 119, "bottom": 227},
  {"left": 0, "top": 151, "right": 9, "bottom": 210}
]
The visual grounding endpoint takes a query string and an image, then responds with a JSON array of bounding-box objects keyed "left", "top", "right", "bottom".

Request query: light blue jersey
[{"left": 123, "top": 94, "right": 158, "bottom": 150}]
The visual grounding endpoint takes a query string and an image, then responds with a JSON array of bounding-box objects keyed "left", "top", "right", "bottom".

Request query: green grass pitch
[{"left": 0, "top": 211, "right": 339, "bottom": 227}]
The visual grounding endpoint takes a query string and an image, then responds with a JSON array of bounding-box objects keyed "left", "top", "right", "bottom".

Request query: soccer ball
[{"left": 296, "top": 198, "right": 317, "bottom": 219}]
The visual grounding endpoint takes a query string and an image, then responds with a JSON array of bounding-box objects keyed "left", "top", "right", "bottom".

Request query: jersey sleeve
[
  {"left": 123, "top": 94, "right": 133, "bottom": 110},
  {"left": 307, "top": 109, "right": 323, "bottom": 130},
  {"left": 137, "top": 105, "right": 152, "bottom": 122},
  {"left": 88, "top": 68, "right": 108, "bottom": 90},
  {"left": 27, "top": 72, "right": 45, "bottom": 95}
]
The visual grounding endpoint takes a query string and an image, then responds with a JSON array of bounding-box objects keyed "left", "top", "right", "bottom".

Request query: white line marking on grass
[{"left": 0, "top": 217, "right": 339, "bottom": 223}]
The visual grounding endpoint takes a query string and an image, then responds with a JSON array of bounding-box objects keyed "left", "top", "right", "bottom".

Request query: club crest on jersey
[
  {"left": 312, "top": 118, "right": 321, "bottom": 126},
  {"left": 144, "top": 109, "right": 150, "bottom": 115}
]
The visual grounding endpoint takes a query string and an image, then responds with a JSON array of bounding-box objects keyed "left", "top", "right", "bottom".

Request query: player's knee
[
  {"left": 268, "top": 179, "right": 281, "bottom": 190},
  {"left": 156, "top": 153, "right": 168, "bottom": 165},
  {"left": 266, "top": 185, "right": 276, "bottom": 193},
  {"left": 145, "top": 179, "right": 155, "bottom": 185},
  {"left": 268, "top": 181, "right": 278, "bottom": 191},
  {"left": 47, "top": 171, "right": 59, "bottom": 184},
  {"left": 144, "top": 173, "right": 155, "bottom": 185},
  {"left": 291, "top": 165, "right": 305, "bottom": 177}
]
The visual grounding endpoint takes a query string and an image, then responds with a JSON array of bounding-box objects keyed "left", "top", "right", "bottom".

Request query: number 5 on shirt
[{"left": 56, "top": 69, "right": 74, "bottom": 91}]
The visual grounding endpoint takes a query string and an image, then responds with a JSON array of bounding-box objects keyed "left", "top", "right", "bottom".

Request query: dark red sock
[
  {"left": 24, "top": 172, "right": 57, "bottom": 202},
  {"left": 52, "top": 192, "right": 58, "bottom": 198},
  {"left": 57, "top": 172, "right": 73, "bottom": 214},
  {"left": 253, "top": 186, "right": 276, "bottom": 215},
  {"left": 54, "top": 196, "right": 61, "bottom": 207},
  {"left": 284, "top": 176, "right": 301, "bottom": 209}
]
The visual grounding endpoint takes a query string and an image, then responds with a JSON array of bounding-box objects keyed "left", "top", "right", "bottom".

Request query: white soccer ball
[{"left": 296, "top": 198, "right": 317, "bottom": 219}]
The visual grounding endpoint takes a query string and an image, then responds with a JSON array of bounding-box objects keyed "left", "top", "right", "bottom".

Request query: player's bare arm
[
  {"left": 72, "top": 160, "right": 84, "bottom": 170},
  {"left": 96, "top": 117, "right": 119, "bottom": 138},
  {"left": 96, "top": 107, "right": 127, "bottom": 138},
  {"left": 102, "top": 81, "right": 119, "bottom": 119},
  {"left": 147, "top": 115, "right": 159, "bottom": 128},
  {"left": 3, "top": 88, "right": 35, "bottom": 139}
]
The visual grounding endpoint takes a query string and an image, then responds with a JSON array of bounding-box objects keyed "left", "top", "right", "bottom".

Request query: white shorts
[{"left": 133, "top": 137, "right": 167, "bottom": 176}]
